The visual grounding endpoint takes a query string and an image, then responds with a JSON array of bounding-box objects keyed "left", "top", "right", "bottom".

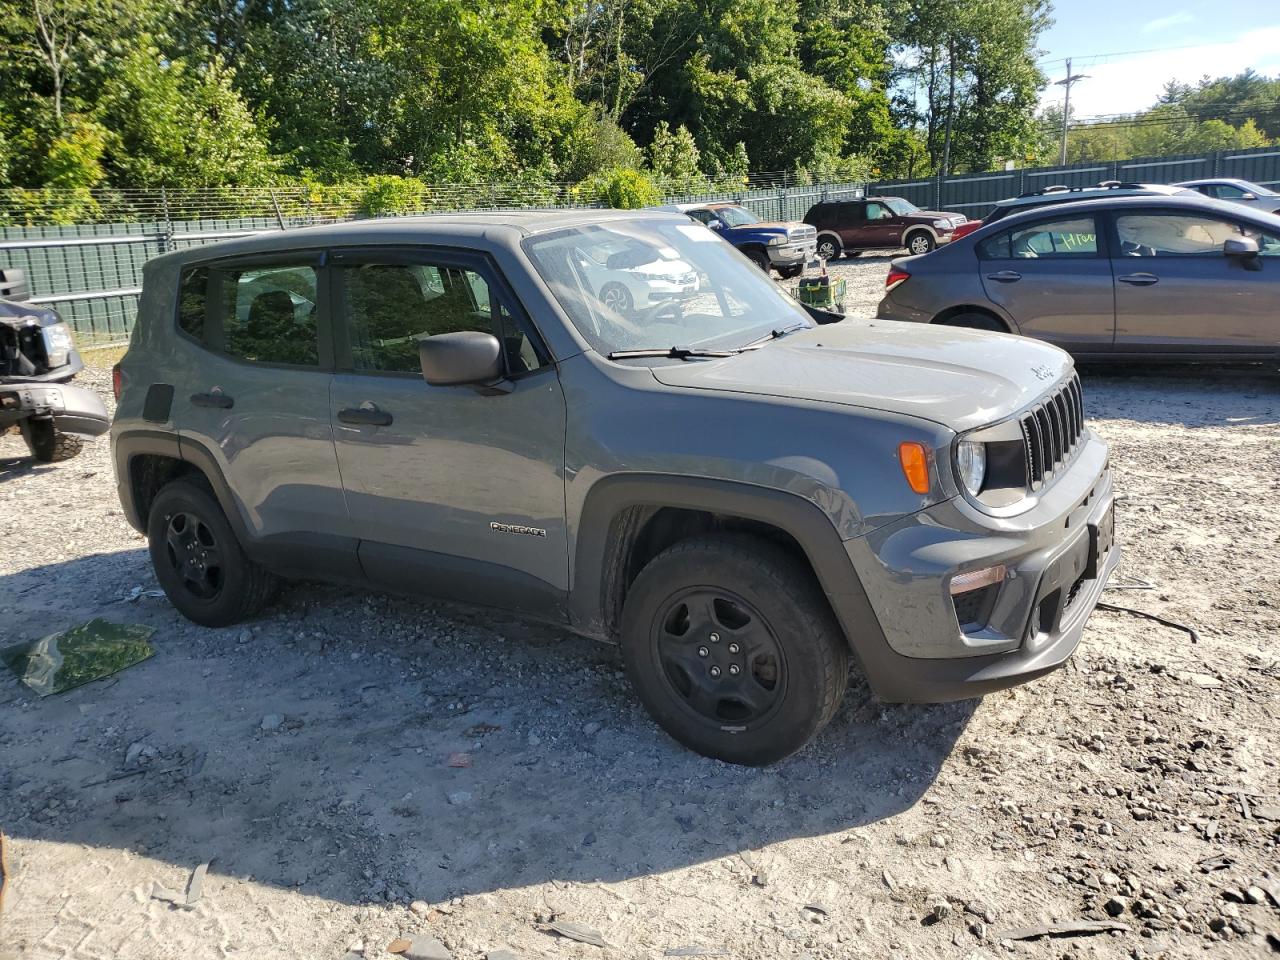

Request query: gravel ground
[{"left": 2, "top": 262, "right": 1278, "bottom": 960}]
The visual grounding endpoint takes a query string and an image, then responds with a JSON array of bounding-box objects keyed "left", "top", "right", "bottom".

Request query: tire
[
  {"left": 23, "top": 419, "right": 83, "bottom": 462},
  {"left": 905, "top": 231, "right": 935, "bottom": 255},
  {"left": 147, "top": 478, "right": 278, "bottom": 627},
  {"left": 938, "top": 311, "right": 1006, "bottom": 332},
  {"left": 620, "top": 534, "right": 849, "bottom": 766},
  {"left": 744, "top": 248, "right": 771, "bottom": 273},
  {"left": 600, "top": 282, "right": 634, "bottom": 316},
  {"left": 816, "top": 235, "right": 841, "bottom": 261},
  {"left": 777, "top": 265, "right": 803, "bottom": 279}
]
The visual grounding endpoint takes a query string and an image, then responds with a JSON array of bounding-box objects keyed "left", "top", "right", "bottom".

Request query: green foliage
[
  {"left": 41, "top": 116, "right": 109, "bottom": 188},
  {"left": 646, "top": 121, "right": 706, "bottom": 192},
  {"left": 585, "top": 167, "right": 662, "bottom": 208},
  {"left": 358, "top": 175, "right": 427, "bottom": 216}
]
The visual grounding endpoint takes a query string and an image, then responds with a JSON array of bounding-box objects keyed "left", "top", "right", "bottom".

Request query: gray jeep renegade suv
[{"left": 111, "top": 209, "right": 1118, "bottom": 765}]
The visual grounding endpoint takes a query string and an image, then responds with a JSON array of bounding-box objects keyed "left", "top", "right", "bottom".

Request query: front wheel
[
  {"left": 23, "top": 419, "right": 83, "bottom": 462},
  {"left": 620, "top": 534, "right": 849, "bottom": 766},
  {"left": 816, "top": 236, "right": 841, "bottom": 261},
  {"left": 744, "top": 248, "right": 771, "bottom": 273},
  {"left": 148, "top": 479, "right": 278, "bottom": 627},
  {"left": 906, "top": 231, "right": 935, "bottom": 255},
  {"left": 600, "top": 282, "right": 634, "bottom": 316},
  {"left": 777, "top": 265, "right": 803, "bottom": 279}
]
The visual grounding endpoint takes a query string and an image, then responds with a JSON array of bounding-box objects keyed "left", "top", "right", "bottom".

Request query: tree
[{"left": 96, "top": 43, "right": 278, "bottom": 185}]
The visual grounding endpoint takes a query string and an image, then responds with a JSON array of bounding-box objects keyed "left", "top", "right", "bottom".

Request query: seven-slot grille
[
  {"left": 1020, "top": 374, "right": 1085, "bottom": 490},
  {"left": 789, "top": 225, "right": 818, "bottom": 241}
]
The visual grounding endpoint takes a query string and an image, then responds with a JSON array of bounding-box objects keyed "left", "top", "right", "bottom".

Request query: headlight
[
  {"left": 40, "top": 321, "right": 75, "bottom": 368},
  {"left": 955, "top": 440, "right": 987, "bottom": 495},
  {"left": 933, "top": 219, "right": 949, "bottom": 229},
  {"left": 767, "top": 235, "right": 786, "bottom": 246}
]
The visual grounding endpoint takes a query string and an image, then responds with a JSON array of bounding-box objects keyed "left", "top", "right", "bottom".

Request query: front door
[
  {"left": 1110, "top": 210, "right": 1280, "bottom": 356},
  {"left": 171, "top": 256, "right": 357, "bottom": 575},
  {"left": 977, "top": 213, "right": 1115, "bottom": 355},
  {"left": 327, "top": 248, "right": 570, "bottom": 618}
]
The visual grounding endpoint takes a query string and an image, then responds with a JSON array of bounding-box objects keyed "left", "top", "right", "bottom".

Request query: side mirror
[
  {"left": 1241, "top": 192, "right": 1258, "bottom": 201},
  {"left": 419, "top": 331, "right": 504, "bottom": 386},
  {"left": 1224, "top": 236, "right": 1262, "bottom": 270},
  {"left": 706, "top": 220, "right": 723, "bottom": 230}
]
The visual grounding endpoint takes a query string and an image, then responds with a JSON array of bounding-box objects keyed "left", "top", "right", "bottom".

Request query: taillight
[
  {"left": 886, "top": 267, "right": 911, "bottom": 291},
  {"left": 111, "top": 363, "right": 122, "bottom": 400}
]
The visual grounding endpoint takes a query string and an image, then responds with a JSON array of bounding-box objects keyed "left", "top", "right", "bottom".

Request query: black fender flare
[{"left": 570, "top": 473, "right": 889, "bottom": 657}]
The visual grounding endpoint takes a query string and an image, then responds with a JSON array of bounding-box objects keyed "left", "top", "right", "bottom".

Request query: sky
[{"left": 1037, "top": 1, "right": 1280, "bottom": 117}]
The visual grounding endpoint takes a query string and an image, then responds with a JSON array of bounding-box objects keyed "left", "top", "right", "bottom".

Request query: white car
[
  {"left": 574, "top": 240, "right": 699, "bottom": 315},
  {"left": 1174, "top": 178, "right": 1280, "bottom": 215}
]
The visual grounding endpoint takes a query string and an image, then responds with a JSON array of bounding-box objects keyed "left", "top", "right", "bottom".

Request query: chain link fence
[{"left": 0, "top": 176, "right": 865, "bottom": 345}]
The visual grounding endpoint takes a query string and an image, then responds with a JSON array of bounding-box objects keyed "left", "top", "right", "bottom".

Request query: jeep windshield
[
  {"left": 884, "top": 198, "right": 920, "bottom": 216},
  {"left": 523, "top": 220, "right": 813, "bottom": 357}
]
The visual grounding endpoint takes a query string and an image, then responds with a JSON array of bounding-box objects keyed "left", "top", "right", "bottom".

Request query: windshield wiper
[
  {"left": 740, "top": 322, "right": 809, "bottom": 349},
  {"left": 607, "top": 346, "right": 743, "bottom": 360}
]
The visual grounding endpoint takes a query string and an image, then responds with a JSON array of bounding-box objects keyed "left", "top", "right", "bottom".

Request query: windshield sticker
[{"left": 676, "top": 224, "right": 719, "bottom": 242}]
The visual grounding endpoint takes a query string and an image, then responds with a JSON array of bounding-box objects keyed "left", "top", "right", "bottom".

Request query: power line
[{"left": 1035, "top": 41, "right": 1240, "bottom": 68}]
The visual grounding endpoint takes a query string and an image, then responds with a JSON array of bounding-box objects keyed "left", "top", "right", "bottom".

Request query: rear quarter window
[{"left": 177, "top": 267, "right": 208, "bottom": 340}]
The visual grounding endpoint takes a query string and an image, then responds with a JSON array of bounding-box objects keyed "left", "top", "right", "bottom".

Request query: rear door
[
  {"left": 327, "top": 247, "right": 570, "bottom": 617},
  {"left": 976, "top": 213, "right": 1115, "bottom": 354},
  {"left": 1109, "top": 209, "right": 1279, "bottom": 356},
  {"left": 172, "top": 256, "right": 356, "bottom": 574},
  {"left": 838, "top": 202, "right": 874, "bottom": 248}
]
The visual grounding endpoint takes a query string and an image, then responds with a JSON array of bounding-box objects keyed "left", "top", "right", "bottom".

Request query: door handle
[
  {"left": 1118, "top": 273, "right": 1159, "bottom": 286},
  {"left": 190, "top": 391, "right": 234, "bottom": 409},
  {"left": 986, "top": 270, "right": 1022, "bottom": 283},
  {"left": 338, "top": 404, "right": 393, "bottom": 427}
]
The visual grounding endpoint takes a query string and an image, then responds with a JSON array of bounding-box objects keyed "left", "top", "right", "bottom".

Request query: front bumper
[
  {"left": 0, "top": 381, "right": 110, "bottom": 436},
  {"left": 768, "top": 240, "right": 817, "bottom": 265},
  {"left": 837, "top": 433, "right": 1117, "bottom": 702}
]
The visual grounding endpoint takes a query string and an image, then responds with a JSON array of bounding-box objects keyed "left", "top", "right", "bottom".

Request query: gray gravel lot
[{"left": 1, "top": 260, "right": 1278, "bottom": 960}]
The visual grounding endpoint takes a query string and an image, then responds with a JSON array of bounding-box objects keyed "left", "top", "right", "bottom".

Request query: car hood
[{"left": 648, "top": 319, "right": 1072, "bottom": 433}]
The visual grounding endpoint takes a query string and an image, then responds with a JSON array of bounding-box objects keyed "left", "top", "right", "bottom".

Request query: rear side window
[
  {"left": 979, "top": 216, "right": 1098, "bottom": 259},
  {"left": 176, "top": 262, "right": 321, "bottom": 366},
  {"left": 177, "top": 267, "right": 207, "bottom": 340}
]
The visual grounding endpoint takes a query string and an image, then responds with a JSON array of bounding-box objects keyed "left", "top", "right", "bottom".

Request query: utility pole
[{"left": 1055, "top": 58, "right": 1090, "bottom": 165}]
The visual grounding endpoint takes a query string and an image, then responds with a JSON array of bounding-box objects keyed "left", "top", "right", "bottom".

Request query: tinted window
[
  {"left": 220, "top": 265, "right": 319, "bottom": 365},
  {"left": 1211, "top": 184, "right": 1247, "bottom": 199},
  {"left": 340, "top": 262, "right": 545, "bottom": 375},
  {"left": 980, "top": 216, "right": 1097, "bottom": 259},
  {"left": 1116, "top": 214, "right": 1248, "bottom": 256},
  {"left": 686, "top": 208, "right": 718, "bottom": 226},
  {"left": 865, "top": 202, "right": 890, "bottom": 220},
  {"left": 177, "top": 267, "right": 207, "bottom": 340},
  {"left": 176, "top": 263, "right": 320, "bottom": 366}
]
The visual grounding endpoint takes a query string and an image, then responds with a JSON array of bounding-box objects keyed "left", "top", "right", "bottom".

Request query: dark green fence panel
[
  {"left": 0, "top": 183, "right": 865, "bottom": 344},
  {"left": 870, "top": 144, "right": 1280, "bottom": 221}
]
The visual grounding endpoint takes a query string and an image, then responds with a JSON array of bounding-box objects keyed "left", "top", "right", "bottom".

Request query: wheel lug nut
[
  {"left": 698, "top": 646, "right": 709, "bottom": 657},
  {"left": 728, "top": 664, "right": 741, "bottom": 676},
  {"left": 709, "top": 666, "right": 721, "bottom": 678},
  {"left": 728, "top": 643, "right": 740, "bottom": 654},
  {"left": 709, "top": 632, "right": 720, "bottom": 643}
]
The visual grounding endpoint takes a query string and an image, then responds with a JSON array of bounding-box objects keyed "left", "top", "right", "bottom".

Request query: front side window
[
  {"left": 1212, "top": 184, "right": 1248, "bottom": 199},
  {"left": 865, "top": 202, "right": 889, "bottom": 220},
  {"left": 523, "top": 219, "right": 813, "bottom": 356},
  {"left": 884, "top": 198, "right": 920, "bottom": 216},
  {"left": 686, "top": 208, "right": 719, "bottom": 227},
  {"left": 339, "top": 261, "right": 545, "bottom": 375},
  {"left": 980, "top": 216, "right": 1098, "bottom": 259},
  {"left": 1116, "top": 214, "right": 1252, "bottom": 256}
]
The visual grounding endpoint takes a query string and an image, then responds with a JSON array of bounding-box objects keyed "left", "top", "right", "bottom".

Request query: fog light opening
[{"left": 949, "top": 564, "right": 1007, "bottom": 596}]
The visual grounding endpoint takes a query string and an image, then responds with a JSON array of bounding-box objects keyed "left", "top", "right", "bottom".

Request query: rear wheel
[
  {"left": 938, "top": 311, "right": 1006, "bottom": 332},
  {"left": 620, "top": 534, "right": 849, "bottom": 765},
  {"left": 906, "top": 231, "right": 935, "bottom": 255},
  {"left": 147, "top": 479, "right": 278, "bottom": 626}
]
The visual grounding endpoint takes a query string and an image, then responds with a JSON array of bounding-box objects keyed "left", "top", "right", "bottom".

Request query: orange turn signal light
[{"left": 898, "top": 441, "right": 930, "bottom": 494}]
